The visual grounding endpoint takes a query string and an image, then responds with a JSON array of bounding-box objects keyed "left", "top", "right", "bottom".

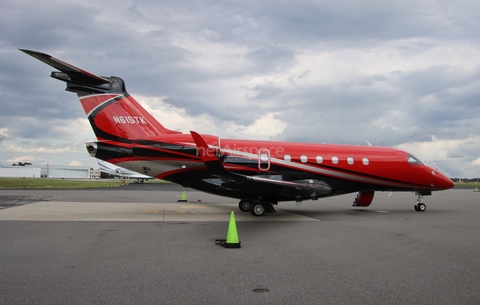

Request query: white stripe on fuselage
[
  {"left": 160, "top": 143, "right": 411, "bottom": 188},
  {"left": 218, "top": 147, "right": 416, "bottom": 189}
]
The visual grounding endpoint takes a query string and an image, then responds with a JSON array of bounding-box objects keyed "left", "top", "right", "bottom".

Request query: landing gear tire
[
  {"left": 238, "top": 200, "right": 251, "bottom": 212},
  {"left": 250, "top": 202, "right": 266, "bottom": 217},
  {"left": 415, "top": 203, "right": 426, "bottom": 212}
]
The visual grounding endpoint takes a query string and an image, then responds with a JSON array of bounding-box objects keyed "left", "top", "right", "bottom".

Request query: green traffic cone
[
  {"left": 474, "top": 187, "right": 479, "bottom": 192},
  {"left": 178, "top": 190, "right": 187, "bottom": 202},
  {"left": 224, "top": 211, "right": 241, "bottom": 248}
]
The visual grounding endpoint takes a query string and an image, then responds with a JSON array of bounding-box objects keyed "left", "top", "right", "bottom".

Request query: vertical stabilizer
[
  {"left": 20, "top": 49, "right": 181, "bottom": 141},
  {"left": 77, "top": 81, "right": 181, "bottom": 141}
]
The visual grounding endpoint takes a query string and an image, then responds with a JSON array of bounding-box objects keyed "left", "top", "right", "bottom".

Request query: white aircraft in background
[{"left": 98, "top": 160, "right": 152, "bottom": 183}]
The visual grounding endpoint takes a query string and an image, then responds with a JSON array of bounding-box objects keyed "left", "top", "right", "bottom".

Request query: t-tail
[{"left": 20, "top": 49, "right": 180, "bottom": 141}]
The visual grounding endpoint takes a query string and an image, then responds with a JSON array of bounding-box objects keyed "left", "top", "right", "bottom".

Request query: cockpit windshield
[{"left": 407, "top": 154, "right": 423, "bottom": 165}]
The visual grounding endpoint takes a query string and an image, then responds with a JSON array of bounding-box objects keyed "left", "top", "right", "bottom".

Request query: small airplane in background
[
  {"left": 21, "top": 49, "right": 454, "bottom": 216},
  {"left": 97, "top": 160, "right": 151, "bottom": 183}
]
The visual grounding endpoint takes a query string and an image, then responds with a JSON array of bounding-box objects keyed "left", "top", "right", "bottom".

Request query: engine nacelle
[
  {"left": 352, "top": 191, "right": 375, "bottom": 207},
  {"left": 85, "top": 141, "right": 133, "bottom": 160}
]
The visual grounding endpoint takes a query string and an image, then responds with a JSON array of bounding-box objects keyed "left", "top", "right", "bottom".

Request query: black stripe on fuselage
[{"left": 88, "top": 94, "right": 134, "bottom": 143}]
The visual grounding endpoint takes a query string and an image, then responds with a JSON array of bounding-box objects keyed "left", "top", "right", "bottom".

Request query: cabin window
[
  {"left": 300, "top": 155, "right": 308, "bottom": 163},
  {"left": 316, "top": 156, "right": 323, "bottom": 164},
  {"left": 347, "top": 157, "right": 354, "bottom": 165},
  {"left": 284, "top": 154, "right": 291, "bottom": 162},
  {"left": 362, "top": 158, "right": 369, "bottom": 165},
  {"left": 407, "top": 154, "right": 422, "bottom": 165},
  {"left": 332, "top": 156, "right": 339, "bottom": 164},
  {"left": 260, "top": 153, "right": 269, "bottom": 162}
]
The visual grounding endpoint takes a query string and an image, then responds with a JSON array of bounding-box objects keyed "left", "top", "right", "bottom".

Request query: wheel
[
  {"left": 415, "top": 203, "right": 426, "bottom": 212},
  {"left": 250, "top": 202, "right": 266, "bottom": 217},
  {"left": 414, "top": 204, "right": 419, "bottom": 211},
  {"left": 238, "top": 200, "right": 251, "bottom": 212}
]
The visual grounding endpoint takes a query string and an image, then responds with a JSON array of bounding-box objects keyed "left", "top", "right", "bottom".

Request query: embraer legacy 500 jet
[{"left": 21, "top": 49, "right": 454, "bottom": 216}]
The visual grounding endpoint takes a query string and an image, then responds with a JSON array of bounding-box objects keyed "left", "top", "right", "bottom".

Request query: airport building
[
  {"left": 40, "top": 165, "right": 91, "bottom": 179},
  {"left": 0, "top": 166, "right": 41, "bottom": 178},
  {"left": 90, "top": 169, "right": 101, "bottom": 179},
  {"left": 0, "top": 165, "right": 95, "bottom": 179}
]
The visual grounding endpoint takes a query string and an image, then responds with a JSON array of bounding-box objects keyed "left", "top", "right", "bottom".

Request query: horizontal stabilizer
[{"left": 19, "top": 49, "right": 111, "bottom": 86}]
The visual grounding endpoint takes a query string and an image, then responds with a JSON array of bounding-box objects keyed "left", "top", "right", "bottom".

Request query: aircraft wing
[{"left": 190, "top": 131, "right": 332, "bottom": 196}]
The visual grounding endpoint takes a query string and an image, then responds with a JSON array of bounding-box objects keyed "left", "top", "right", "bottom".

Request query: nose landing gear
[
  {"left": 414, "top": 203, "right": 426, "bottom": 211},
  {"left": 414, "top": 192, "right": 426, "bottom": 212}
]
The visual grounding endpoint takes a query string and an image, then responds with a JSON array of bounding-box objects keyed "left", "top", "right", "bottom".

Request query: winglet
[{"left": 19, "top": 49, "right": 111, "bottom": 86}]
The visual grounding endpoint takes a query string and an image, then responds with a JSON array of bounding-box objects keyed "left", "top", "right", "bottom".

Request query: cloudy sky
[{"left": 1, "top": 0, "right": 479, "bottom": 178}]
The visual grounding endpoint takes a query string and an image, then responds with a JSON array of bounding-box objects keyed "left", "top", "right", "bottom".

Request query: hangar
[
  {"left": 0, "top": 164, "right": 93, "bottom": 179},
  {"left": 0, "top": 166, "right": 41, "bottom": 178}
]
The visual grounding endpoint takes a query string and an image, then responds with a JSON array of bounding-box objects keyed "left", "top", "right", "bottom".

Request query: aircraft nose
[{"left": 432, "top": 170, "right": 454, "bottom": 190}]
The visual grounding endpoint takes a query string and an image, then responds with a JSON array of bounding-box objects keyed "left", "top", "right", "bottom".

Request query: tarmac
[{"left": 0, "top": 184, "right": 479, "bottom": 304}]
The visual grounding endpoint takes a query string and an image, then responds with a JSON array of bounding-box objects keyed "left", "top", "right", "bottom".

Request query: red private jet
[{"left": 21, "top": 49, "right": 454, "bottom": 216}]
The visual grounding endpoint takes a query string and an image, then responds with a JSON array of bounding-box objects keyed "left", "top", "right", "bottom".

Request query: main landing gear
[
  {"left": 238, "top": 200, "right": 276, "bottom": 217},
  {"left": 414, "top": 192, "right": 426, "bottom": 212}
]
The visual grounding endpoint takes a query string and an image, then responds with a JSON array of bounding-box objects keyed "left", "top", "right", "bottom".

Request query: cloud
[
  {"left": 0, "top": 128, "right": 14, "bottom": 143},
  {"left": 397, "top": 136, "right": 480, "bottom": 177},
  {"left": 68, "top": 160, "right": 87, "bottom": 166},
  {"left": 1, "top": 0, "right": 480, "bottom": 177}
]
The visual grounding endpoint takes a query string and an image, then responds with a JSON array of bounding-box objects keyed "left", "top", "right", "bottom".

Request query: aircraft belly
[{"left": 201, "top": 177, "right": 332, "bottom": 201}]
